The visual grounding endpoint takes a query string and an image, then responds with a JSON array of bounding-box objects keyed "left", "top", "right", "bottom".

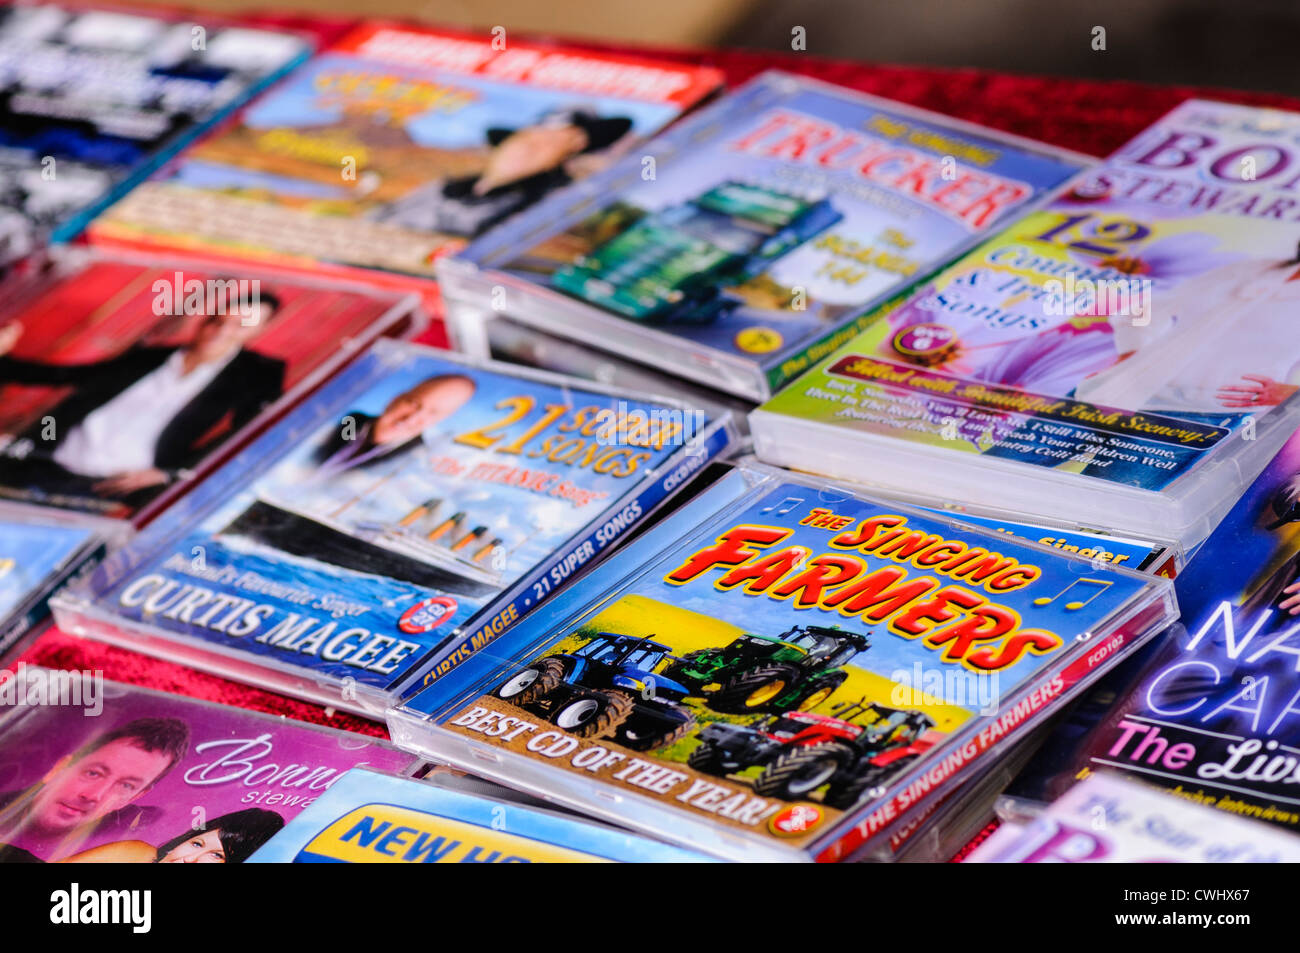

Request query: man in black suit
[
  {"left": 370, "top": 109, "right": 634, "bottom": 239},
  {"left": 0, "top": 289, "right": 284, "bottom": 506},
  {"left": 314, "top": 373, "right": 476, "bottom": 478}
]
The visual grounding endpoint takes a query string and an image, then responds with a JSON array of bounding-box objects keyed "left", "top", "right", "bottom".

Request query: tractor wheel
[
  {"left": 495, "top": 657, "right": 564, "bottom": 706},
  {"left": 752, "top": 743, "right": 854, "bottom": 800},
  {"left": 790, "top": 671, "right": 847, "bottom": 711},
  {"left": 552, "top": 689, "right": 634, "bottom": 739},
  {"left": 822, "top": 760, "right": 911, "bottom": 810},
  {"left": 709, "top": 664, "right": 801, "bottom": 714},
  {"left": 687, "top": 741, "right": 731, "bottom": 776},
  {"left": 619, "top": 707, "right": 696, "bottom": 752}
]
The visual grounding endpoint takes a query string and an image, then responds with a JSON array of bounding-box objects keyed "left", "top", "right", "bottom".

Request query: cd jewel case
[
  {"left": 753, "top": 99, "right": 1300, "bottom": 551},
  {"left": 388, "top": 461, "right": 1175, "bottom": 862},
  {"left": 437, "top": 70, "right": 1088, "bottom": 401}
]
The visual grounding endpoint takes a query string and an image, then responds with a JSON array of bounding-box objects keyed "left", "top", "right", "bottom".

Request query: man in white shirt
[{"left": 0, "top": 290, "right": 284, "bottom": 510}]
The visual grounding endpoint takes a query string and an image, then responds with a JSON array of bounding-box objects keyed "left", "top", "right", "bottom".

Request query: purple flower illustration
[{"left": 1086, "top": 231, "right": 1243, "bottom": 283}]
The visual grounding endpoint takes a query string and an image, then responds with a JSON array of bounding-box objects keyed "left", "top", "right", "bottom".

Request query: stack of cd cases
[
  {"left": 387, "top": 461, "right": 1176, "bottom": 862},
  {"left": 52, "top": 339, "right": 737, "bottom": 718},
  {"left": 437, "top": 71, "right": 1089, "bottom": 401},
  {"left": 846, "top": 475, "right": 1183, "bottom": 578},
  {"left": 752, "top": 99, "right": 1300, "bottom": 552}
]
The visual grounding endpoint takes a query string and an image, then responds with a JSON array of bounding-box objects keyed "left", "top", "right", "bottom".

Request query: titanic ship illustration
[{"left": 221, "top": 491, "right": 509, "bottom": 597}]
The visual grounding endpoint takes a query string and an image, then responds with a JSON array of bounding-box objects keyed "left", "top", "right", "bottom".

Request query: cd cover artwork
[
  {"left": 91, "top": 21, "right": 723, "bottom": 276},
  {"left": 0, "top": 670, "right": 419, "bottom": 864},
  {"left": 0, "top": 251, "right": 418, "bottom": 520},
  {"left": 0, "top": 1, "right": 311, "bottom": 263},
  {"left": 439, "top": 71, "right": 1086, "bottom": 400},
  {"left": 968, "top": 772, "right": 1300, "bottom": 863},
  {"left": 249, "top": 767, "right": 711, "bottom": 863},
  {"left": 1007, "top": 424, "right": 1300, "bottom": 832},
  {"left": 389, "top": 463, "right": 1175, "bottom": 862},
  {"left": 754, "top": 100, "right": 1300, "bottom": 546},
  {"left": 53, "top": 340, "right": 734, "bottom": 714},
  {"left": 0, "top": 503, "right": 125, "bottom": 653}
]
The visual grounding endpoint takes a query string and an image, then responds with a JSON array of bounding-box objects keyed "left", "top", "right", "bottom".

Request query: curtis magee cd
[
  {"left": 0, "top": 247, "right": 421, "bottom": 522},
  {"left": 51, "top": 339, "right": 735, "bottom": 717},
  {"left": 387, "top": 461, "right": 1175, "bottom": 862},
  {"left": 436, "top": 70, "right": 1088, "bottom": 401},
  {"left": 248, "top": 766, "right": 711, "bottom": 862},
  {"left": 0, "top": 669, "right": 419, "bottom": 864},
  {"left": 753, "top": 99, "right": 1300, "bottom": 550},
  {"left": 89, "top": 20, "right": 724, "bottom": 277},
  {"left": 0, "top": 0, "right": 311, "bottom": 265}
]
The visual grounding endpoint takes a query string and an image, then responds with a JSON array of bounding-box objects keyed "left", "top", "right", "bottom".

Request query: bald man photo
[{"left": 313, "top": 374, "right": 478, "bottom": 478}]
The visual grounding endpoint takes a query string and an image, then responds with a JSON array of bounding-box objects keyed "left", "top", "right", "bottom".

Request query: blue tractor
[{"left": 495, "top": 633, "right": 696, "bottom": 751}]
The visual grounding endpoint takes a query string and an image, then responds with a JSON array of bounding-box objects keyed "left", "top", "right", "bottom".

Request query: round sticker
[
  {"left": 1066, "top": 176, "right": 1111, "bottom": 202},
  {"left": 892, "top": 322, "right": 956, "bottom": 366},
  {"left": 399, "top": 596, "right": 458, "bottom": 634},
  {"left": 768, "top": 803, "right": 824, "bottom": 837},
  {"left": 735, "top": 327, "right": 784, "bottom": 354}
]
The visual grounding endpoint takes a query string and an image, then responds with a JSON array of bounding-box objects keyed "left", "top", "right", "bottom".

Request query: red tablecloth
[{"left": 14, "top": 25, "right": 1300, "bottom": 847}]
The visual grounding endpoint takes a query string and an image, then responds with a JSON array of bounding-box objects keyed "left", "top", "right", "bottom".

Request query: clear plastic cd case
[
  {"left": 752, "top": 99, "right": 1300, "bottom": 552},
  {"left": 438, "top": 70, "right": 1088, "bottom": 401},
  {"left": 388, "top": 461, "right": 1176, "bottom": 862}
]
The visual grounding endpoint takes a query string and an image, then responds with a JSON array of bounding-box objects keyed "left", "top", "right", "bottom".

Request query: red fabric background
[{"left": 13, "top": 23, "right": 1300, "bottom": 847}]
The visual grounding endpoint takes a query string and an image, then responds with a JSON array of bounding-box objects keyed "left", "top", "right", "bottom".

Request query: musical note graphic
[
  {"left": 759, "top": 496, "right": 806, "bottom": 516},
  {"left": 1032, "top": 577, "right": 1113, "bottom": 611}
]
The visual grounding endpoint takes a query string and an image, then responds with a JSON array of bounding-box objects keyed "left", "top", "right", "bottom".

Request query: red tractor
[{"left": 688, "top": 699, "right": 936, "bottom": 808}]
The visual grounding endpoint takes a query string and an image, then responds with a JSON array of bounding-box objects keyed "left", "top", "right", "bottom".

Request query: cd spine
[
  {"left": 1163, "top": 396, "right": 1300, "bottom": 547},
  {"left": 436, "top": 256, "right": 772, "bottom": 401},
  {"left": 750, "top": 405, "right": 1192, "bottom": 550}
]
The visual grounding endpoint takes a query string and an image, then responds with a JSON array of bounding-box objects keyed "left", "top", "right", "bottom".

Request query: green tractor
[{"left": 664, "top": 624, "right": 869, "bottom": 715}]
